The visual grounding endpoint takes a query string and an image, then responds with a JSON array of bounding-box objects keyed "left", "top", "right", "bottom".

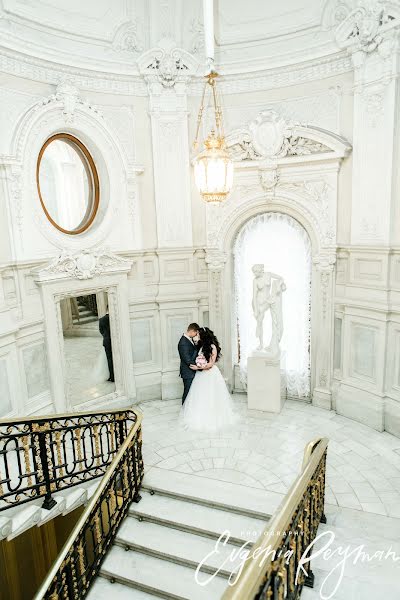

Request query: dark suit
[
  {"left": 99, "top": 313, "right": 114, "bottom": 381},
  {"left": 178, "top": 335, "right": 198, "bottom": 404}
]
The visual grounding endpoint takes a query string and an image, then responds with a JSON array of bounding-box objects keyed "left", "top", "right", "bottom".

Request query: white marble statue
[{"left": 252, "top": 264, "right": 286, "bottom": 357}]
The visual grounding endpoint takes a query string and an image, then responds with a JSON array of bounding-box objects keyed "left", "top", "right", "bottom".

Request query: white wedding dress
[
  {"left": 89, "top": 345, "right": 109, "bottom": 386},
  {"left": 181, "top": 345, "right": 238, "bottom": 433}
]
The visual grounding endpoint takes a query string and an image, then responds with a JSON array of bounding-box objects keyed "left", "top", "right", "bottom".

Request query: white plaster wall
[{"left": 1, "top": 0, "right": 400, "bottom": 443}]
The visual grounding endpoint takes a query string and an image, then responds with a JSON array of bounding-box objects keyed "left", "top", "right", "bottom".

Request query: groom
[
  {"left": 99, "top": 308, "right": 114, "bottom": 382},
  {"left": 178, "top": 323, "right": 200, "bottom": 405}
]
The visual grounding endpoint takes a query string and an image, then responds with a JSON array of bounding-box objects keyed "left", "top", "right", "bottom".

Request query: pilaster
[
  {"left": 312, "top": 254, "right": 336, "bottom": 409},
  {"left": 336, "top": 2, "right": 400, "bottom": 245},
  {"left": 138, "top": 39, "right": 199, "bottom": 249}
]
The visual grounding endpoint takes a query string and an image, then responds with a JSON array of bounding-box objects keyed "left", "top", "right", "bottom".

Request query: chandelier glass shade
[
  {"left": 193, "top": 130, "right": 233, "bottom": 203},
  {"left": 193, "top": 71, "right": 234, "bottom": 204}
]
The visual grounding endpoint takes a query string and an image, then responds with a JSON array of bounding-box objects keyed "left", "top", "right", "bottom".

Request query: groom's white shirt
[{"left": 183, "top": 333, "right": 194, "bottom": 345}]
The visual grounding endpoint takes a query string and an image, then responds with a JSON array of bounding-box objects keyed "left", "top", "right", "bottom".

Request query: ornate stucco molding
[
  {"left": 0, "top": 45, "right": 352, "bottom": 97},
  {"left": 34, "top": 249, "right": 132, "bottom": 283},
  {"left": 112, "top": 21, "right": 143, "bottom": 54},
  {"left": 335, "top": 1, "right": 400, "bottom": 56},
  {"left": 138, "top": 38, "right": 199, "bottom": 90},
  {"left": 222, "top": 110, "right": 351, "bottom": 217},
  {"left": 205, "top": 250, "right": 228, "bottom": 272},
  {"left": 35, "top": 78, "right": 103, "bottom": 124},
  {"left": 226, "top": 110, "right": 350, "bottom": 163}
]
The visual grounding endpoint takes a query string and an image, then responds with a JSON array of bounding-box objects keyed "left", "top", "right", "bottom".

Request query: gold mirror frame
[{"left": 36, "top": 133, "right": 100, "bottom": 235}]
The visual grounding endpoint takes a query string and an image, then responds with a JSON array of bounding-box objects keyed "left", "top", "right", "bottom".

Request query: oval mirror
[{"left": 37, "top": 134, "right": 99, "bottom": 234}]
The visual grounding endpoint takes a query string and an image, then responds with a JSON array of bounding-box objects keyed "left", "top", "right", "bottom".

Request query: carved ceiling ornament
[
  {"left": 226, "top": 110, "right": 333, "bottom": 163},
  {"left": 138, "top": 39, "right": 197, "bottom": 89},
  {"left": 335, "top": 0, "right": 399, "bottom": 54},
  {"left": 34, "top": 249, "right": 132, "bottom": 282},
  {"left": 113, "top": 22, "right": 143, "bottom": 54}
]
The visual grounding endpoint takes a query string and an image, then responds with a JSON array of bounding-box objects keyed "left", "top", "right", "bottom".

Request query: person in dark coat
[
  {"left": 178, "top": 323, "right": 200, "bottom": 405},
  {"left": 99, "top": 310, "right": 114, "bottom": 382}
]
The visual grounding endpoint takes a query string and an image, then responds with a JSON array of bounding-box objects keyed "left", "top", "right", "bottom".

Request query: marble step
[
  {"left": 141, "top": 467, "right": 283, "bottom": 515},
  {"left": 76, "top": 311, "right": 95, "bottom": 319},
  {"left": 115, "top": 516, "right": 243, "bottom": 577},
  {"left": 87, "top": 577, "right": 158, "bottom": 600},
  {"left": 141, "top": 468, "right": 277, "bottom": 519},
  {"left": 0, "top": 479, "right": 100, "bottom": 540},
  {"left": 72, "top": 315, "right": 98, "bottom": 325},
  {"left": 129, "top": 489, "right": 267, "bottom": 544},
  {"left": 99, "top": 544, "right": 228, "bottom": 599}
]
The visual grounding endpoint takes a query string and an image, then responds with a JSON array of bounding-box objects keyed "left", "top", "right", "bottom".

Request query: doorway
[{"left": 61, "top": 291, "right": 115, "bottom": 405}]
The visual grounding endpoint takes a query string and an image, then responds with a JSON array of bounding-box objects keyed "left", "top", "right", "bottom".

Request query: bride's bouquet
[{"left": 196, "top": 353, "right": 208, "bottom": 369}]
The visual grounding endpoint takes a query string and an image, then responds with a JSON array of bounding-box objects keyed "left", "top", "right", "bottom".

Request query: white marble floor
[
  {"left": 138, "top": 395, "right": 400, "bottom": 598},
  {"left": 63, "top": 335, "right": 115, "bottom": 405},
  {"left": 140, "top": 395, "right": 400, "bottom": 518}
]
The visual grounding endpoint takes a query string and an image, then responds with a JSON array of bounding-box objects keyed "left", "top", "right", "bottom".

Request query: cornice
[
  {"left": 0, "top": 46, "right": 148, "bottom": 96},
  {"left": 191, "top": 52, "right": 353, "bottom": 96},
  {"left": 0, "top": 44, "right": 353, "bottom": 96}
]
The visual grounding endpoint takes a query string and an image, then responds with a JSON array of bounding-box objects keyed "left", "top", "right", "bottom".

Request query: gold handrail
[
  {"left": 33, "top": 408, "right": 143, "bottom": 600},
  {"left": 222, "top": 436, "right": 328, "bottom": 599},
  {"left": 302, "top": 437, "right": 324, "bottom": 470},
  {"left": 0, "top": 406, "right": 140, "bottom": 512},
  {"left": 0, "top": 405, "right": 136, "bottom": 425}
]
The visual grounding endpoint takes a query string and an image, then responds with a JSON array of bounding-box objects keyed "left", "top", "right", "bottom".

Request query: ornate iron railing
[
  {"left": 0, "top": 409, "right": 138, "bottom": 511},
  {"left": 222, "top": 437, "right": 328, "bottom": 600},
  {"left": 34, "top": 409, "right": 143, "bottom": 600}
]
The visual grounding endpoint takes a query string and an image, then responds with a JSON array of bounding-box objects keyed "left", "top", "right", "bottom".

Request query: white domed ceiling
[{"left": 0, "top": 0, "right": 356, "bottom": 75}]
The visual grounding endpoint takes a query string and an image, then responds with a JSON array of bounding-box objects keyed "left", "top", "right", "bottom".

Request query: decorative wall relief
[
  {"left": 189, "top": 17, "right": 204, "bottom": 54},
  {"left": 138, "top": 39, "right": 197, "bottom": 89},
  {"left": 36, "top": 79, "right": 103, "bottom": 124},
  {"left": 362, "top": 88, "right": 385, "bottom": 127},
  {"left": 35, "top": 249, "right": 132, "bottom": 281},
  {"left": 112, "top": 22, "right": 143, "bottom": 54},
  {"left": 336, "top": 1, "right": 399, "bottom": 55},
  {"left": 205, "top": 250, "right": 227, "bottom": 326},
  {"left": 259, "top": 166, "right": 279, "bottom": 192},
  {"left": 226, "top": 110, "right": 333, "bottom": 163},
  {"left": 279, "top": 180, "right": 336, "bottom": 246},
  {"left": 7, "top": 165, "right": 23, "bottom": 245}
]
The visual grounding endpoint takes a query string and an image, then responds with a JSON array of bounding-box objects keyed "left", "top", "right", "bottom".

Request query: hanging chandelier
[{"left": 193, "top": 0, "right": 234, "bottom": 204}]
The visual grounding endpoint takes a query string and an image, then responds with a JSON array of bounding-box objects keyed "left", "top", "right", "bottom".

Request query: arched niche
[{"left": 205, "top": 111, "right": 351, "bottom": 409}]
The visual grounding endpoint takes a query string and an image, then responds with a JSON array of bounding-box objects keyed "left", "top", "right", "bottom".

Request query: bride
[{"left": 181, "top": 327, "right": 238, "bottom": 433}]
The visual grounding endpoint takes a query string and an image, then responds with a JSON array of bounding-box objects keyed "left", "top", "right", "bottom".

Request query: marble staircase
[
  {"left": 88, "top": 469, "right": 273, "bottom": 599},
  {"left": 65, "top": 301, "right": 99, "bottom": 337},
  {"left": 0, "top": 478, "right": 100, "bottom": 541}
]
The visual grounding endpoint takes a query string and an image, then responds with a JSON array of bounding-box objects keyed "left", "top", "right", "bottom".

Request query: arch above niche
[{"left": 207, "top": 110, "right": 351, "bottom": 254}]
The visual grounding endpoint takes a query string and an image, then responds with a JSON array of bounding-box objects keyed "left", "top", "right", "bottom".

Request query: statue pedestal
[{"left": 247, "top": 355, "right": 283, "bottom": 413}]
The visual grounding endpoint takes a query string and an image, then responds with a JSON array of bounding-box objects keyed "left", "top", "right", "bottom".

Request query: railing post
[
  {"left": 305, "top": 570, "right": 315, "bottom": 588},
  {"left": 118, "top": 417, "right": 125, "bottom": 447},
  {"left": 37, "top": 422, "right": 57, "bottom": 510}
]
